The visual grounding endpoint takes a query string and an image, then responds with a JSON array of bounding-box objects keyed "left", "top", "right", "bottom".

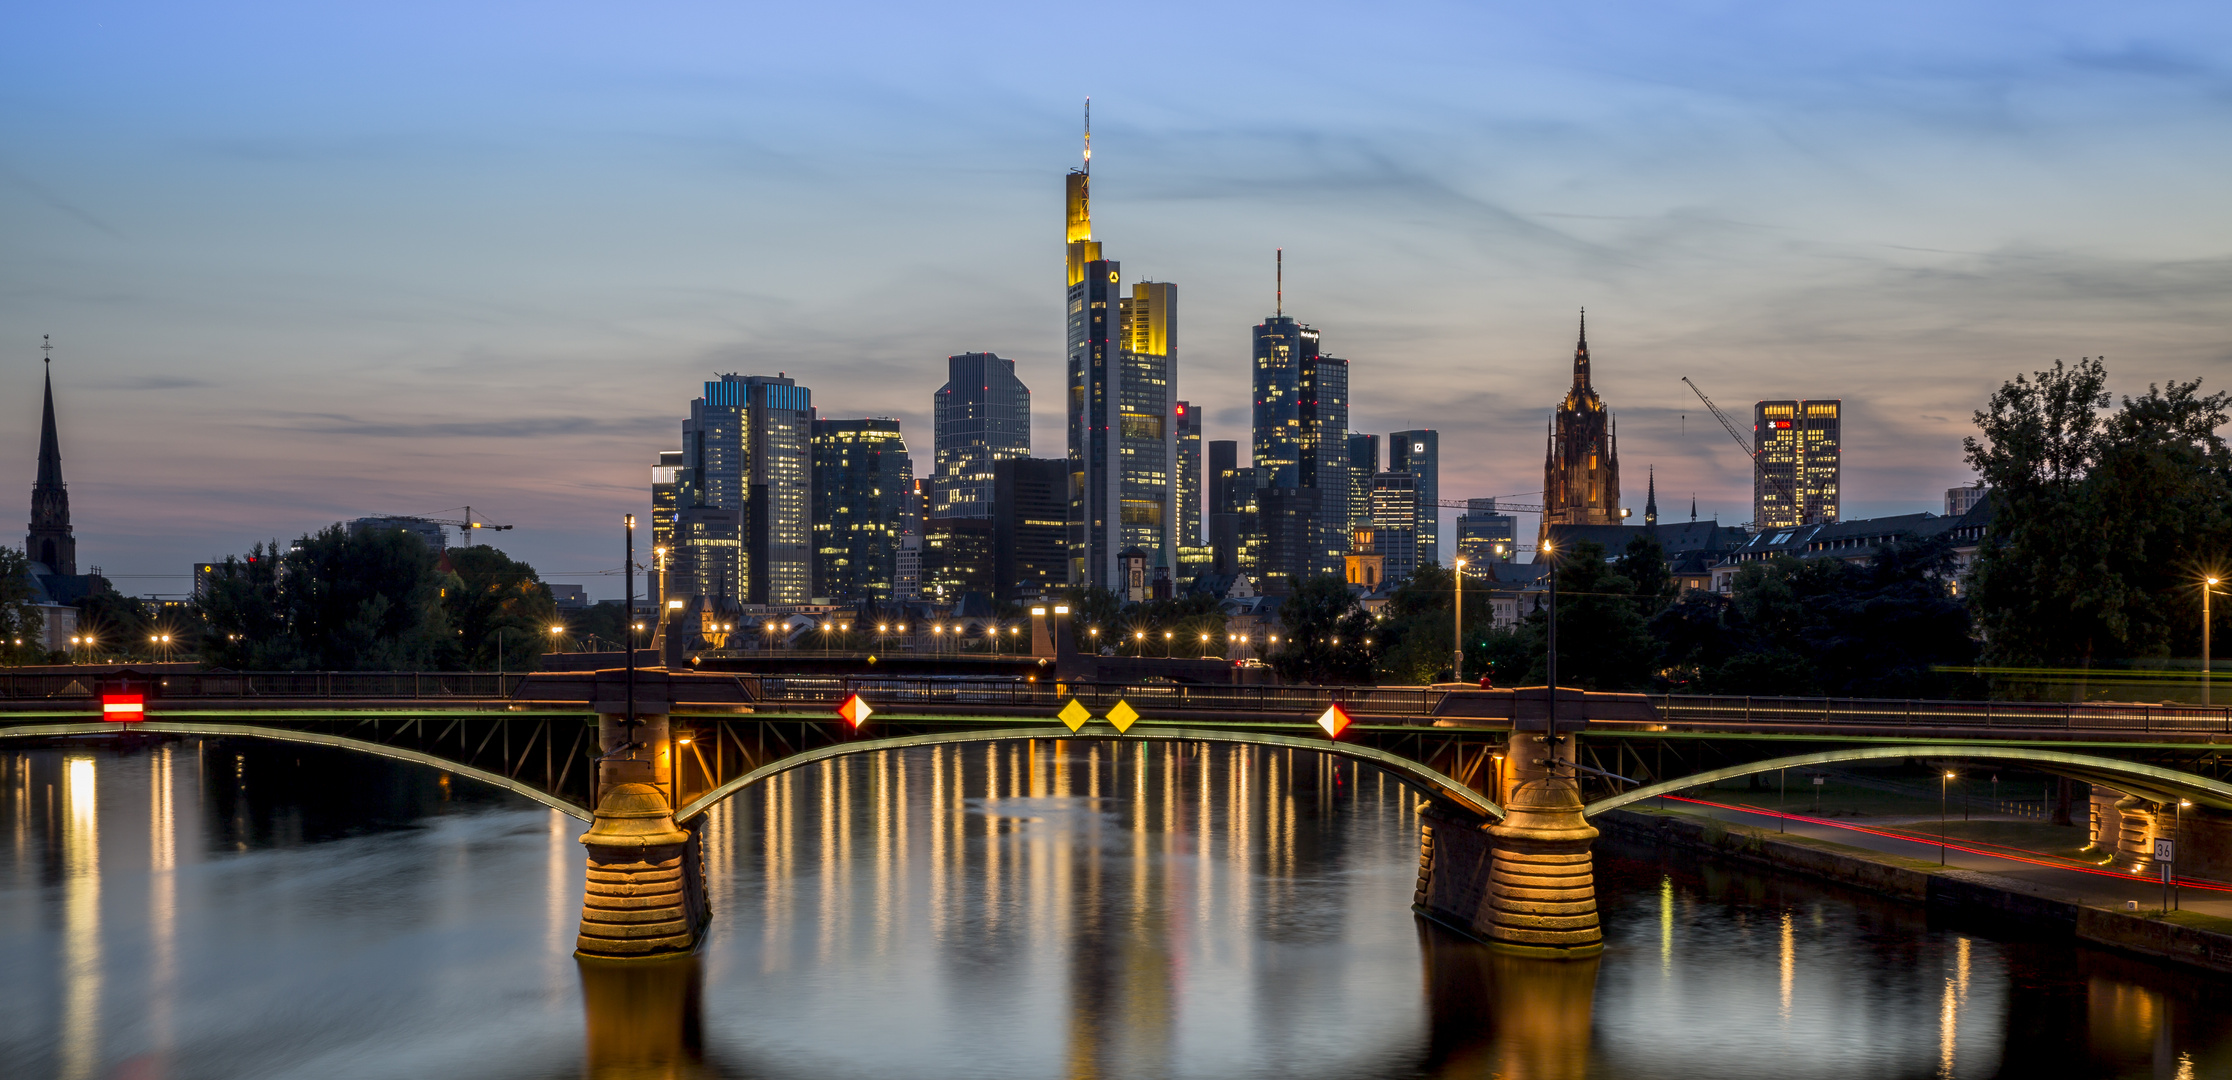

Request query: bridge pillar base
[
  {"left": 574, "top": 782, "right": 708, "bottom": 960},
  {"left": 1415, "top": 744, "right": 1601, "bottom": 958}
]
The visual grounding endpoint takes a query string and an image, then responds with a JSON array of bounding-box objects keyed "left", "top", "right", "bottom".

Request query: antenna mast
[
  {"left": 1276, "top": 248, "right": 1283, "bottom": 317},
  {"left": 1083, "top": 97, "right": 1090, "bottom": 174}
]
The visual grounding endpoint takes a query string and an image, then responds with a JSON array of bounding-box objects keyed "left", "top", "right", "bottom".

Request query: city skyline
[{"left": 7, "top": 2, "right": 2228, "bottom": 594}]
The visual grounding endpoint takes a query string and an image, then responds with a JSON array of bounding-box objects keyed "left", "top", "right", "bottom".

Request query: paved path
[{"left": 1648, "top": 794, "right": 2232, "bottom": 920}]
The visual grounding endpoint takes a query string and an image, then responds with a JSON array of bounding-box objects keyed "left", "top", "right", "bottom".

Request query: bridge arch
[
  {"left": 0, "top": 721, "right": 594, "bottom": 821},
  {"left": 675, "top": 724, "right": 1503, "bottom": 823},
  {"left": 1586, "top": 744, "right": 2232, "bottom": 817}
]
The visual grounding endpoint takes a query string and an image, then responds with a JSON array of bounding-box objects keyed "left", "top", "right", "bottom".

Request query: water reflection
[{"left": 6, "top": 738, "right": 2232, "bottom": 1079}]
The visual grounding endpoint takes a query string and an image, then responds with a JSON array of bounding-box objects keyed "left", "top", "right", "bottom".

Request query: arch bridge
[{"left": 7, "top": 668, "right": 2230, "bottom": 960}]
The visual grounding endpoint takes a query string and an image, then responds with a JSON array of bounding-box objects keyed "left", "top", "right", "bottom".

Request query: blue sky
[{"left": 5, "top": 1, "right": 2229, "bottom": 596}]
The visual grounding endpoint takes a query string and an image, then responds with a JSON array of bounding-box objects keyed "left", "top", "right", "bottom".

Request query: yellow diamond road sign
[
  {"left": 1106, "top": 699, "right": 1139, "bottom": 733},
  {"left": 1058, "top": 698, "right": 1091, "bottom": 733}
]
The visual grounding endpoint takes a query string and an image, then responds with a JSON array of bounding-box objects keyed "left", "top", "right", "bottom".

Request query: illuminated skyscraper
[
  {"left": 1753, "top": 399, "right": 1841, "bottom": 527},
  {"left": 1176, "top": 400, "right": 1201, "bottom": 546},
  {"left": 679, "top": 373, "right": 813, "bottom": 605},
  {"left": 1541, "top": 312, "right": 1622, "bottom": 543},
  {"left": 1390, "top": 429, "right": 1439, "bottom": 568},
  {"left": 1250, "top": 276, "right": 1349, "bottom": 583},
  {"left": 1346, "top": 433, "right": 1379, "bottom": 532},
  {"left": 1065, "top": 107, "right": 1178, "bottom": 587},
  {"left": 931, "top": 352, "right": 1029, "bottom": 519},
  {"left": 810, "top": 417, "right": 910, "bottom": 604}
]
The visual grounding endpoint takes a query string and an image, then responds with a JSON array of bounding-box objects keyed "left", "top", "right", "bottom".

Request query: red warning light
[{"left": 836, "top": 693, "right": 874, "bottom": 730}]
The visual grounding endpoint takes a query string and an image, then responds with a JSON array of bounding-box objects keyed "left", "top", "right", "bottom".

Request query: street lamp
[
  {"left": 1941, "top": 771, "right": 1956, "bottom": 864},
  {"left": 1133, "top": 629, "right": 1146, "bottom": 657},
  {"left": 1200, "top": 631, "right": 1212, "bottom": 658},
  {"left": 1453, "top": 556, "right": 1468, "bottom": 683},
  {"left": 549, "top": 624, "right": 565, "bottom": 654},
  {"left": 1163, "top": 630, "right": 1173, "bottom": 657},
  {"left": 2205, "top": 576, "right": 2221, "bottom": 707}
]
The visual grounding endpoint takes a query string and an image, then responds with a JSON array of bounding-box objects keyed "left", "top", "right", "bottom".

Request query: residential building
[
  {"left": 1946, "top": 483, "right": 1988, "bottom": 518},
  {"left": 1541, "top": 312, "right": 1622, "bottom": 543},
  {"left": 810, "top": 417, "right": 911, "bottom": 604},
  {"left": 1755, "top": 399, "right": 1842, "bottom": 528},
  {"left": 1389, "top": 428, "right": 1440, "bottom": 568},
  {"left": 992, "top": 457, "right": 1069, "bottom": 600},
  {"left": 930, "top": 352, "right": 1030, "bottom": 519}
]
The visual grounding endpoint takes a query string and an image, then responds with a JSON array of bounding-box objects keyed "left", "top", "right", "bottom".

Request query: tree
[
  {"left": 443, "top": 546, "right": 559, "bottom": 670},
  {"left": 1370, "top": 563, "right": 1491, "bottom": 685},
  {"left": 0, "top": 546, "right": 44, "bottom": 665},
  {"left": 1272, "top": 575, "right": 1375, "bottom": 684},
  {"left": 1965, "top": 358, "right": 2232, "bottom": 668},
  {"left": 200, "top": 526, "right": 455, "bottom": 670},
  {"left": 1501, "top": 541, "right": 1655, "bottom": 691}
]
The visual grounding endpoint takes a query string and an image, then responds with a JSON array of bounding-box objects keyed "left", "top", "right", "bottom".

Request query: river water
[{"left": 2, "top": 737, "right": 2227, "bottom": 1079}]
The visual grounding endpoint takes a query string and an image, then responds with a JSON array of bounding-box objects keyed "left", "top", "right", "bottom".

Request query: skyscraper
[
  {"left": 1064, "top": 112, "right": 1178, "bottom": 588},
  {"left": 1346, "top": 433, "right": 1379, "bottom": 534},
  {"left": 1456, "top": 498, "right": 1518, "bottom": 566},
  {"left": 809, "top": 417, "right": 911, "bottom": 604},
  {"left": 1542, "top": 312, "right": 1622, "bottom": 542},
  {"left": 1389, "top": 429, "right": 1439, "bottom": 568},
  {"left": 678, "top": 373, "right": 814, "bottom": 605},
  {"left": 992, "top": 457, "right": 1069, "bottom": 600},
  {"left": 1369, "top": 471, "right": 1420, "bottom": 585},
  {"left": 1250, "top": 289, "right": 1348, "bottom": 584},
  {"left": 25, "top": 341, "right": 74, "bottom": 574},
  {"left": 931, "top": 352, "right": 1029, "bottom": 519},
  {"left": 1175, "top": 400, "right": 1201, "bottom": 547},
  {"left": 651, "top": 449, "right": 683, "bottom": 600},
  {"left": 1754, "top": 399, "right": 1841, "bottom": 528}
]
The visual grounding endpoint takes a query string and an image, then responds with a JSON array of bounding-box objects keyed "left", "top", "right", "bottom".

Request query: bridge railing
[
  {"left": 1650, "top": 694, "right": 2232, "bottom": 734},
  {"left": 0, "top": 670, "right": 531, "bottom": 701},
  {"left": 755, "top": 676, "right": 1449, "bottom": 717}
]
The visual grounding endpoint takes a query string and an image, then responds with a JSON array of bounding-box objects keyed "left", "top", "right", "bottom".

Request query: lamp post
[
  {"left": 1134, "top": 629, "right": 1146, "bottom": 657},
  {"left": 2176, "top": 799, "right": 2191, "bottom": 911},
  {"left": 549, "top": 624, "right": 565, "bottom": 654},
  {"left": 623, "top": 514, "right": 637, "bottom": 768},
  {"left": 1453, "top": 557, "right": 1467, "bottom": 683},
  {"left": 1941, "top": 771, "right": 1955, "bottom": 864},
  {"left": 2205, "top": 576, "right": 2220, "bottom": 707},
  {"left": 1163, "top": 630, "right": 1173, "bottom": 658},
  {"left": 1543, "top": 540, "right": 1559, "bottom": 733}
]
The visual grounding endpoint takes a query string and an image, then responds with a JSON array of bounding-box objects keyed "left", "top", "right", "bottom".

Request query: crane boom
[
  {"left": 1682, "top": 377, "right": 1752, "bottom": 460},
  {"left": 1431, "top": 498, "right": 1544, "bottom": 513}
]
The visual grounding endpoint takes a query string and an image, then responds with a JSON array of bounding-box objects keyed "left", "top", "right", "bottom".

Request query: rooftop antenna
[
  {"left": 1276, "top": 248, "right": 1283, "bottom": 317},
  {"left": 1083, "top": 97, "right": 1091, "bottom": 174},
  {"left": 42, "top": 334, "right": 52, "bottom": 368}
]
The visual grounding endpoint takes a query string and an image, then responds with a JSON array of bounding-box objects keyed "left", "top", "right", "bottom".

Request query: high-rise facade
[
  {"left": 809, "top": 417, "right": 910, "bottom": 604},
  {"left": 931, "top": 352, "right": 1030, "bottom": 519},
  {"left": 1346, "top": 433, "right": 1379, "bottom": 532},
  {"left": 1064, "top": 122, "right": 1178, "bottom": 588},
  {"left": 1456, "top": 498, "right": 1518, "bottom": 567},
  {"left": 1754, "top": 399, "right": 1841, "bottom": 528},
  {"left": 677, "top": 373, "right": 814, "bottom": 605},
  {"left": 992, "top": 457, "right": 1069, "bottom": 600},
  {"left": 1369, "top": 471, "right": 1420, "bottom": 585},
  {"left": 1251, "top": 310, "right": 1348, "bottom": 583},
  {"left": 1176, "top": 400, "right": 1201, "bottom": 547},
  {"left": 1541, "top": 313, "right": 1622, "bottom": 543},
  {"left": 1389, "top": 429, "right": 1439, "bottom": 568},
  {"left": 26, "top": 351, "right": 75, "bottom": 574}
]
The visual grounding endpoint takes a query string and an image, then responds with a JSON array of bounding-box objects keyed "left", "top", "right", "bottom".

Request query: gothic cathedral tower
[
  {"left": 26, "top": 337, "right": 76, "bottom": 574},
  {"left": 1540, "top": 313, "right": 1621, "bottom": 540}
]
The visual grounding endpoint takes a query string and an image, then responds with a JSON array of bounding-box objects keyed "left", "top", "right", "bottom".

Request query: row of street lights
[{"left": 1081, "top": 626, "right": 1272, "bottom": 659}]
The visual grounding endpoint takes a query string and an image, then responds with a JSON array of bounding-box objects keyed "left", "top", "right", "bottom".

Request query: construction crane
[
  {"left": 1433, "top": 498, "right": 1544, "bottom": 513},
  {"left": 399, "top": 506, "right": 514, "bottom": 546},
  {"left": 1682, "top": 377, "right": 1752, "bottom": 462}
]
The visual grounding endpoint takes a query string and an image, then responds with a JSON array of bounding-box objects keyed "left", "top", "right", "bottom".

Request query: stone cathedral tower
[
  {"left": 26, "top": 337, "right": 76, "bottom": 575},
  {"left": 1540, "top": 312, "right": 1621, "bottom": 541}
]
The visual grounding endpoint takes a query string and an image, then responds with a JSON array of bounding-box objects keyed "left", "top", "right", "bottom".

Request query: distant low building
[
  {"left": 548, "top": 584, "right": 589, "bottom": 610},
  {"left": 1946, "top": 483, "right": 1989, "bottom": 518},
  {"left": 350, "top": 516, "right": 448, "bottom": 552}
]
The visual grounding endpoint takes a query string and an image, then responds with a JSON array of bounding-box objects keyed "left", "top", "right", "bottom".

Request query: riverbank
[{"left": 1601, "top": 806, "right": 2232, "bottom": 976}]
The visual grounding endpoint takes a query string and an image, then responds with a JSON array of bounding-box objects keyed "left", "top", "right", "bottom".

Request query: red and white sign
[
  {"left": 101, "top": 693, "right": 145, "bottom": 720},
  {"left": 1316, "top": 703, "right": 1352, "bottom": 740},
  {"left": 836, "top": 693, "right": 874, "bottom": 730}
]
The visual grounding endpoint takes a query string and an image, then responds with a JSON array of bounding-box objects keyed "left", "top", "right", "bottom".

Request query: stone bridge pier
[{"left": 1416, "top": 689, "right": 1603, "bottom": 957}]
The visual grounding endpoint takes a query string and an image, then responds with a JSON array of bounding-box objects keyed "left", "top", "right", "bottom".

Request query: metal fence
[
  {"left": 0, "top": 670, "right": 530, "bottom": 701},
  {"left": 756, "top": 676, "right": 1448, "bottom": 717},
  {"left": 1647, "top": 694, "right": 2232, "bottom": 735}
]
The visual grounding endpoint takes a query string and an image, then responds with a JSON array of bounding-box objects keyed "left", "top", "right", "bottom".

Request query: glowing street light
[
  {"left": 1940, "top": 771, "right": 1957, "bottom": 864},
  {"left": 1453, "top": 556, "right": 1469, "bottom": 683},
  {"left": 2204, "top": 576, "right": 2222, "bottom": 706}
]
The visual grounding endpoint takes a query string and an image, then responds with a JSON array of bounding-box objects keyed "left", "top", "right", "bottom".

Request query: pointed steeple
[
  {"left": 1644, "top": 465, "right": 1658, "bottom": 527},
  {"left": 1572, "top": 308, "right": 1590, "bottom": 391},
  {"left": 1690, "top": 493, "right": 1697, "bottom": 522},
  {"left": 27, "top": 334, "right": 76, "bottom": 574}
]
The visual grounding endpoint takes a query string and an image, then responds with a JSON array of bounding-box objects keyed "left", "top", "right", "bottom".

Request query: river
[{"left": 2, "top": 737, "right": 2226, "bottom": 1079}]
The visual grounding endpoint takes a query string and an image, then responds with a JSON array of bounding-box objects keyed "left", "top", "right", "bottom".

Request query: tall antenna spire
[
  {"left": 1276, "top": 248, "right": 1283, "bottom": 318},
  {"left": 1083, "top": 97, "right": 1091, "bottom": 174},
  {"left": 42, "top": 333, "right": 52, "bottom": 368}
]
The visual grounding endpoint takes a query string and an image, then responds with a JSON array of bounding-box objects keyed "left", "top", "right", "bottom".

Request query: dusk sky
[{"left": 6, "top": 1, "right": 2228, "bottom": 598}]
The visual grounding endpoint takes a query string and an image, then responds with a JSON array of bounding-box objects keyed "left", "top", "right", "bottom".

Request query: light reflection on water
[{"left": 1, "top": 738, "right": 2229, "bottom": 1079}]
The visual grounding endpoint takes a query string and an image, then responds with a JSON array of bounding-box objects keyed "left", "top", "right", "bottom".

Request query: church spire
[
  {"left": 1644, "top": 465, "right": 1657, "bottom": 527},
  {"left": 27, "top": 334, "right": 77, "bottom": 574},
  {"left": 1572, "top": 308, "right": 1590, "bottom": 391}
]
